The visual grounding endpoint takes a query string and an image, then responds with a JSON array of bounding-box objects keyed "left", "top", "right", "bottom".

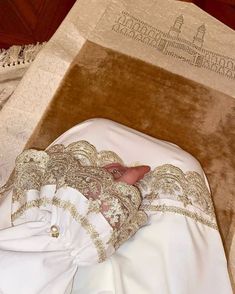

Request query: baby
[
  {"left": 104, "top": 163, "right": 150, "bottom": 184},
  {"left": 0, "top": 144, "right": 151, "bottom": 294}
]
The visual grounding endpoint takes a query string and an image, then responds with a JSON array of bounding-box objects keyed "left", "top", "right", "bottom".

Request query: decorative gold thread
[
  {"left": 9, "top": 140, "right": 146, "bottom": 253},
  {"left": 141, "top": 204, "right": 218, "bottom": 230},
  {"left": 137, "top": 163, "right": 216, "bottom": 222},
  {"left": 5, "top": 139, "right": 217, "bottom": 247},
  {"left": 12, "top": 197, "right": 107, "bottom": 262},
  {"left": 113, "top": 11, "right": 235, "bottom": 80},
  {"left": 0, "top": 170, "right": 15, "bottom": 199}
]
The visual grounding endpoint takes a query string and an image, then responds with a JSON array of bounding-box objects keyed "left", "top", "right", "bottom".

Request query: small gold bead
[{"left": 50, "top": 225, "right": 60, "bottom": 238}]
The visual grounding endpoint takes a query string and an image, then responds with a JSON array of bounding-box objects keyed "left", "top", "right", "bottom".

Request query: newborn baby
[
  {"left": 0, "top": 141, "right": 150, "bottom": 294},
  {"left": 104, "top": 163, "right": 150, "bottom": 184}
]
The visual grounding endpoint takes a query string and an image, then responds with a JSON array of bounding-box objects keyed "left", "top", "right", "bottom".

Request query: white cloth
[
  {"left": 48, "top": 118, "right": 231, "bottom": 294},
  {"left": 0, "top": 118, "right": 232, "bottom": 294},
  {"left": 0, "top": 121, "right": 146, "bottom": 294}
]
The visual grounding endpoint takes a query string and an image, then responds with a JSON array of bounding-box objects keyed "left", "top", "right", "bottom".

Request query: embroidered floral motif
[
  {"left": 7, "top": 140, "right": 147, "bottom": 252},
  {"left": 0, "top": 140, "right": 217, "bottom": 235},
  {"left": 88, "top": 199, "right": 102, "bottom": 214},
  {"left": 137, "top": 164, "right": 217, "bottom": 228},
  {"left": 103, "top": 198, "right": 124, "bottom": 226}
]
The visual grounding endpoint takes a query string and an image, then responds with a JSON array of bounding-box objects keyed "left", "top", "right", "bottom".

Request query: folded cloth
[
  {"left": 47, "top": 118, "right": 231, "bottom": 294},
  {"left": 0, "top": 139, "right": 147, "bottom": 294},
  {"left": 0, "top": 118, "right": 232, "bottom": 294}
]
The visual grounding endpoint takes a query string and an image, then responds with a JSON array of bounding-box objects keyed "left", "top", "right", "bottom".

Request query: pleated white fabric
[
  {"left": 0, "top": 118, "right": 232, "bottom": 294},
  {"left": 0, "top": 185, "right": 115, "bottom": 294},
  {"left": 48, "top": 118, "right": 232, "bottom": 294},
  {"left": 0, "top": 118, "right": 147, "bottom": 294}
]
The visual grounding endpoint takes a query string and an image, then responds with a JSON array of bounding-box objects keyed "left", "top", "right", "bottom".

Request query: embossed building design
[{"left": 112, "top": 12, "right": 235, "bottom": 80}]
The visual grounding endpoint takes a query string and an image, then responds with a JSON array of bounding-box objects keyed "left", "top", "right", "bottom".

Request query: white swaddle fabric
[
  {"left": 47, "top": 118, "right": 232, "bottom": 294},
  {"left": 0, "top": 118, "right": 232, "bottom": 294},
  {"left": 0, "top": 131, "right": 147, "bottom": 294}
]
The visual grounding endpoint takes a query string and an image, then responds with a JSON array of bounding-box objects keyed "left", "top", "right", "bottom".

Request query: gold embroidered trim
[
  {"left": 137, "top": 164, "right": 216, "bottom": 222},
  {"left": 47, "top": 140, "right": 124, "bottom": 167},
  {"left": 141, "top": 204, "right": 218, "bottom": 230},
  {"left": 10, "top": 141, "right": 125, "bottom": 203},
  {"left": 2, "top": 140, "right": 217, "bottom": 233},
  {"left": 12, "top": 197, "right": 107, "bottom": 262},
  {"left": 0, "top": 171, "right": 15, "bottom": 198},
  {"left": 9, "top": 140, "right": 147, "bottom": 251}
]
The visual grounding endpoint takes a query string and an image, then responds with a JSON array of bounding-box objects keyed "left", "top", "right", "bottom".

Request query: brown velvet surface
[{"left": 27, "top": 41, "right": 234, "bottom": 264}]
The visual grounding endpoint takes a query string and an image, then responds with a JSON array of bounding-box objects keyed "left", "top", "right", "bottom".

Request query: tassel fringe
[{"left": 0, "top": 42, "right": 46, "bottom": 68}]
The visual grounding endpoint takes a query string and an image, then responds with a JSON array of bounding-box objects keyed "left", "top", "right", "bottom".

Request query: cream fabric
[
  {"left": 0, "top": 43, "right": 46, "bottom": 110},
  {"left": 2, "top": 0, "right": 235, "bottom": 195},
  {"left": 0, "top": 118, "right": 232, "bottom": 293},
  {"left": 0, "top": 123, "right": 146, "bottom": 294},
  {"left": 0, "top": 186, "right": 113, "bottom": 294},
  {"left": 48, "top": 118, "right": 232, "bottom": 294}
]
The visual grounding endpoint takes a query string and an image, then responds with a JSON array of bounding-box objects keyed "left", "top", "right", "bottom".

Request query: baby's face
[{"left": 104, "top": 163, "right": 150, "bottom": 185}]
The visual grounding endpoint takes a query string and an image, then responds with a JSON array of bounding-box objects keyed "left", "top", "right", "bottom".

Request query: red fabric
[{"left": 194, "top": 0, "right": 235, "bottom": 30}]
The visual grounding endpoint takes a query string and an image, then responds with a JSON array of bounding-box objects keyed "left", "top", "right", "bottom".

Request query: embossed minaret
[
  {"left": 193, "top": 24, "right": 206, "bottom": 48},
  {"left": 168, "top": 15, "right": 184, "bottom": 38}
]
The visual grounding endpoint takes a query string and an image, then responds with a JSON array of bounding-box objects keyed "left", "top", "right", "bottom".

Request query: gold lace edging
[
  {"left": 137, "top": 164, "right": 216, "bottom": 225},
  {"left": 2, "top": 140, "right": 217, "bottom": 232},
  {"left": 141, "top": 204, "right": 218, "bottom": 230},
  {"left": 9, "top": 140, "right": 147, "bottom": 252}
]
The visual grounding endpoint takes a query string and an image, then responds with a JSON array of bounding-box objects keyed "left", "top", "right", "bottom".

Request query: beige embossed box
[{"left": 0, "top": 0, "right": 234, "bottom": 286}]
